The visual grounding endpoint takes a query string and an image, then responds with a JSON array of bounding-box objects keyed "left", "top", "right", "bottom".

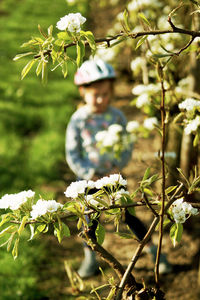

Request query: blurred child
[{"left": 65, "top": 59, "right": 171, "bottom": 278}]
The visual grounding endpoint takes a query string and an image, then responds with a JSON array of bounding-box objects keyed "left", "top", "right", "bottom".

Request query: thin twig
[
  {"left": 143, "top": 193, "right": 159, "bottom": 217},
  {"left": 115, "top": 183, "right": 184, "bottom": 300},
  {"left": 155, "top": 64, "right": 166, "bottom": 288}
]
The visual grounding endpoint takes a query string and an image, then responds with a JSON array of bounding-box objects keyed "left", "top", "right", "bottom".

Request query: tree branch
[{"left": 115, "top": 183, "right": 184, "bottom": 300}]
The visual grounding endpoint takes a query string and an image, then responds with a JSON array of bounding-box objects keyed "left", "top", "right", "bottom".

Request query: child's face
[{"left": 80, "top": 80, "right": 113, "bottom": 114}]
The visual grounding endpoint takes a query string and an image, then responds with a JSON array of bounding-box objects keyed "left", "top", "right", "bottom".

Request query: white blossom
[
  {"left": 86, "top": 195, "right": 100, "bottom": 207},
  {"left": 184, "top": 116, "right": 200, "bottom": 135},
  {"left": 30, "top": 199, "right": 63, "bottom": 219},
  {"left": 0, "top": 190, "right": 35, "bottom": 210},
  {"left": 114, "top": 189, "right": 130, "bottom": 201},
  {"left": 95, "top": 176, "right": 110, "bottom": 189},
  {"left": 108, "top": 124, "right": 123, "bottom": 134},
  {"left": 56, "top": 13, "right": 86, "bottom": 33},
  {"left": 130, "top": 57, "right": 145, "bottom": 75},
  {"left": 173, "top": 211, "right": 187, "bottom": 224},
  {"left": 102, "top": 133, "right": 119, "bottom": 147},
  {"left": 171, "top": 197, "right": 199, "bottom": 224},
  {"left": 136, "top": 94, "right": 150, "bottom": 108},
  {"left": 126, "top": 121, "right": 140, "bottom": 132},
  {"left": 64, "top": 180, "right": 88, "bottom": 198},
  {"left": 95, "top": 130, "right": 107, "bottom": 142},
  {"left": 178, "top": 98, "right": 200, "bottom": 112},
  {"left": 143, "top": 117, "right": 158, "bottom": 130}
]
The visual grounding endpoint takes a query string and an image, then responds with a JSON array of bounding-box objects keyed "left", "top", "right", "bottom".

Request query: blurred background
[{"left": 0, "top": 0, "right": 200, "bottom": 299}]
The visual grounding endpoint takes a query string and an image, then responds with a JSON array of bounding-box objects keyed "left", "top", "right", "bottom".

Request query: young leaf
[
  {"left": 13, "top": 52, "right": 34, "bottom": 61},
  {"left": 95, "top": 222, "right": 105, "bottom": 245},
  {"left": 61, "top": 61, "right": 68, "bottom": 78},
  {"left": 21, "top": 59, "right": 36, "bottom": 80},
  {"left": 12, "top": 237, "right": 19, "bottom": 260},
  {"left": 76, "top": 40, "right": 85, "bottom": 67},
  {"left": 170, "top": 223, "right": 183, "bottom": 247},
  {"left": 138, "top": 13, "right": 151, "bottom": 26},
  {"left": 7, "top": 232, "right": 16, "bottom": 252},
  {"left": 0, "top": 214, "right": 11, "bottom": 227},
  {"left": 36, "top": 59, "right": 43, "bottom": 76},
  {"left": 48, "top": 25, "right": 53, "bottom": 36},
  {"left": 0, "top": 225, "right": 16, "bottom": 238},
  {"left": 82, "top": 31, "right": 96, "bottom": 52},
  {"left": 18, "top": 216, "right": 28, "bottom": 236},
  {"left": 115, "top": 232, "right": 134, "bottom": 239},
  {"left": 142, "top": 167, "right": 151, "bottom": 181},
  {"left": 123, "top": 9, "right": 131, "bottom": 31},
  {"left": 193, "top": 132, "right": 200, "bottom": 147},
  {"left": 42, "top": 61, "right": 48, "bottom": 85},
  {"left": 165, "top": 185, "right": 178, "bottom": 195},
  {"left": 135, "top": 36, "right": 147, "bottom": 50}
]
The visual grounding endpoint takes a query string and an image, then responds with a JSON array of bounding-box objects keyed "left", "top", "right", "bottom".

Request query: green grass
[
  {"left": 0, "top": 0, "right": 90, "bottom": 195},
  {"left": 0, "top": 231, "right": 49, "bottom": 300}
]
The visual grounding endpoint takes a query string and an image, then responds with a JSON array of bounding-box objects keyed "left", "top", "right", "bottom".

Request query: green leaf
[
  {"left": 61, "top": 61, "right": 68, "bottom": 78},
  {"left": 13, "top": 52, "right": 34, "bottom": 61},
  {"left": 18, "top": 216, "right": 28, "bottom": 236},
  {"left": 81, "top": 31, "right": 96, "bottom": 52},
  {"left": 0, "top": 214, "right": 11, "bottom": 228},
  {"left": 95, "top": 222, "right": 105, "bottom": 245},
  {"left": 21, "top": 59, "right": 36, "bottom": 80},
  {"left": 143, "top": 187, "right": 153, "bottom": 196},
  {"left": 177, "top": 168, "right": 190, "bottom": 187},
  {"left": 165, "top": 185, "right": 178, "bottom": 195},
  {"left": 170, "top": 223, "right": 183, "bottom": 247},
  {"left": 135, "top": 36, "right": 147, "bottom": 50},
  {"left": 193, "top": 132, "right": 200, "bottom": 147},
  {"left": 36, "top": 224, "right": 47, "bottom": 233},
  {"left": 57, "top": 31, "right": 72, "bottom": 42},
  {"left": 152, "top": 53, "right": 173, "bottom": 58},
  {"left": 142, "top": 167, "right": 151, "bottom": 181},
  {"left": 21, "top": 38, "right": 44, "bottom": 48},
  {"left": 115, "top": 232, "right": 134, "bottom": 239},
  {"left": 106, "top": 287, "right": 116, "bottom": 300},
  {"left": 7, "top": 232, "right": 16, "bottom": 252},
  {"left": 76, "top": 40, "right": 85, "bottom": 67},
  {"left": 12, "top": 237, "right": 19, "bottom": 259},
  {"left": 138, "top": 13, "right": 151, "bottom": 26},
  {"left": 48, "top": 25, "right": 53, "bottom": 36},
  {"left": 42, "top": 61, "right": 48, "bottom": 85},
  {"left": 62, "top": 223, "right": 70, "bottom": 237},
  {"left": 36, "top": 59, "right": 43, "bottom": 76},
  {"left": 123, "top": 9, "right": 131, "bottom": 31},
  {"left": 54, "top": 222, "right": 70, "bottom": 243},
  {"left": 0, "top": 225, "right": 16, "bottom": 238}
]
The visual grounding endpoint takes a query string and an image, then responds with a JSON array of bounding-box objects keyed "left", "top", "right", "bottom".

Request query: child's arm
[{"left": 65, "top": 119, "right": 96, "bottom": 180}]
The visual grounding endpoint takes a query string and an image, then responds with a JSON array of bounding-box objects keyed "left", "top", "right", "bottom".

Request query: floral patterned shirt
[{"left": 65, "top": 105, "right": 133, "bottom": 180}]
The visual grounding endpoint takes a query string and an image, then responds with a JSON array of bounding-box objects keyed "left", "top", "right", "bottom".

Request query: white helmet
[{"left": 74, "top": 59, "right": 116, "bottom": 86}]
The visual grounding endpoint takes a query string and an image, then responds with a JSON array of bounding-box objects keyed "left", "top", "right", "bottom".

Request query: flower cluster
[
  {"left": 0, "top": 190, "right": 35, "bottom": 210},
  {"left": 143, "top": 117, "right": 158, "bottom": 130},
  {"left": 64, "top": 174, "right": 129, "bottom": 207},
  {"left": 171, "top": 198, "right": 198, "bottom": 224},
  {"left": 30, "top": 199, "right": 63, "bottom": 219},
  {"left": 184, "top": 116, "right": 200, "bottom": 135},
  {"left": 95, "top": 124, "right": 123, "bottom": 148},
  {"left": 178, "top": 98, "right": 200, "bottom": 112},
  {"left": 95, "top": 124, "right": 133, "bottom": 159},
  {"left": 56, "top": 13, "right": 86, "bottom": 33},
  {"left": 64, "top": 180, "right": 95, "bottom": 198},
  {"left": 126, "top": 120, "right": 140, "bottom": 133}
]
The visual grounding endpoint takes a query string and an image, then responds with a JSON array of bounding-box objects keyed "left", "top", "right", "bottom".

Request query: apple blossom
[
  {"left": 56, "top": 13, "right": 86, "bottom": 33},
  {"left": 0, "top": 190, "right": 35, "bottom": 210}
]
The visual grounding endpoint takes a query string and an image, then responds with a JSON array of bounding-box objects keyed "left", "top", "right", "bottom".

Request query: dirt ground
[{"left": 39, "top": 92, "right": 200, "bottom": 300}]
